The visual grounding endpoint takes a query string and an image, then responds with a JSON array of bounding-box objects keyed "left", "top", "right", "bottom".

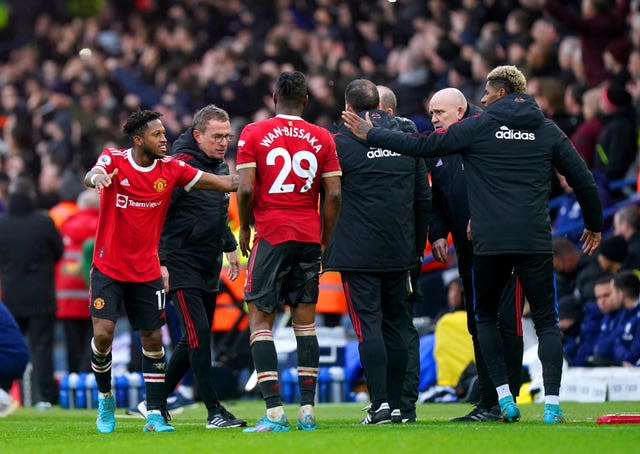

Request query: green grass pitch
[{"left": 1, "top": 401, "right": 639, "bottom": 454}]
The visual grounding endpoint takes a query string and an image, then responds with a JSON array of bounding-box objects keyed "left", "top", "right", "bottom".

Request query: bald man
[
  {"left": 426, "top": 88, "right": 524, "bottom": 423},
  {"left": 343, "top": 67, "right": 603, "bottom": 424}
]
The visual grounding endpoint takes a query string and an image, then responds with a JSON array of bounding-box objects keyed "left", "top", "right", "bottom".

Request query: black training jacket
[
  {"left": 367, "top": 94, "right": 603, "bottom": 256},
  {"left": 159, "top": 128, "right": 236, "bottom": 291},
  {"left": 324, "top": 110, "right": 431, "bottom": 272},
  {"left": 427, "top": 103, "right": 483, "bottom": 254}
]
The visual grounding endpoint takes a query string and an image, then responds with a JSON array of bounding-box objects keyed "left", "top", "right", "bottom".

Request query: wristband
[{"left": 90, "top": 174, "right": 100, "bottom": 187}]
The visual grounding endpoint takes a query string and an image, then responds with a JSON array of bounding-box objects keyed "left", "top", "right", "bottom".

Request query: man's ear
[
  {"left": 132, "top": 135, "right": 143, "bottom": 147},
  {"left": 345, "top": 103, "right": 355, "bottom": 113},
  {"left": 192, "top": 128, "right": 201, "bottom": 144}
]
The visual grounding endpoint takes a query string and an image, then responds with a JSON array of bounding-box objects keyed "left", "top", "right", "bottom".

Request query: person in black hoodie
[
  {"left": 427, "top": 88, "right": 524, "bottom": 423},
  {"left": 155, "top": 105, "right": 246, "bottom": 429},
  {"left": 324, "top": 79, "right": 431, "bottom": 424},
  {"left": 0, "top": 176, "right": 63, "bottom": 407},
  {"left": 342, "top": 65, "right": 603, "bottom": 424}
]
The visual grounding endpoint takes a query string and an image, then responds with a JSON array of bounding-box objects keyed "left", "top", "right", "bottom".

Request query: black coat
[
  {"left": 0, "top": 193, "right": 63, "bottom": 317},
  {"left": 426, "top": 103, "right": 483, "bottom": 258},
  {"left": 159, "top": 128, "right": 236, "bottom": 291},
  {"left": 324, "top": 110, "right": 431, "bottom": 272},
  {"left": 368, "top": 94, "right": 603, "bottom": 255}
]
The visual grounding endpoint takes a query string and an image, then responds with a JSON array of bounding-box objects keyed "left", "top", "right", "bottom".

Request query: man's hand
[
  {"left": 580, "top": 229, "right": 601, "bottom": 256},
  {"left": 341, "top": 111, "right": 374, "bottom": 141},
  {"left": 92, "top": 168, "right": 118, "bottom": 190},
  {"left": 239, "top": 226, "right": 252, "bottom": 257},
  {"left": 160, "top": 265, "right": 169, "bottom": 293},
  {"left": 466, "top": 219, "right": 472, "bottom": 241},
  {"left": 225, "top": 250, "right": 240, "bottom": 281},
  {"left": 431, "top": 238, "right": 449, "bottom": 264}
]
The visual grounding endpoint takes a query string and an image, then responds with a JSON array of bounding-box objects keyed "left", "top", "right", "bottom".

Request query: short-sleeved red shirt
[
  {"left": 236, "top": 115, "right": 341, "bottom": 245},
  {"left": 91, "top": 147, "right": 201, "bottom": 282}
]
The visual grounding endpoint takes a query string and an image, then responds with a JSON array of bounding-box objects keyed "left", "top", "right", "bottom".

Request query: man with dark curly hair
[
  {"left": 83, "top": 110, "right": 238, "bottom": 434},
  {"left": 342, "top": 65, "right": 603, "bottom": 425}
]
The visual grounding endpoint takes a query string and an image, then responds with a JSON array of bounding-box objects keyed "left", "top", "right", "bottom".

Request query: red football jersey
[
  {"left": 236, "top": 114, "right": 342, "bottom": 245},
  {"left": 91, "top": 147, "right": 202, "bottom": 282}
]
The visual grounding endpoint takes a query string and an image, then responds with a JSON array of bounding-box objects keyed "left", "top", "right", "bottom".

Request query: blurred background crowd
[{"left": 1, "top": 0, "right": 640, "bottom": 408}]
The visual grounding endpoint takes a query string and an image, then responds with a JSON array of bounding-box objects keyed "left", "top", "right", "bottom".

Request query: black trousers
[
  {"left": 342, "top": 271, "right": 409, "bottom": 410},
  {"left": 400, "top": 263, "right": 421, "bottom": 414},
  {"left": 63, "top": 319, "right": 93, "bottom": 373},
  {"left": 165, "top": 288, "right": 220, "bottom": 410},
  {"left": 16, "top": 314, "right": 57, "bottom": 404},
  {"left": 459, "top": 251, "right": 524, "bottom": 407},
  {"left": 473, "top": 254, "right": 562, "bottom": 397}
]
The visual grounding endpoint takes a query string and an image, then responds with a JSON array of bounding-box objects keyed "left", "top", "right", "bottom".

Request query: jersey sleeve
[
  {"left": 236, "top": 123, "right": 257, "bottom": 170},
  {"left": 92, "top": 148, "right": 115, "bottom": 175},
  {"left": 320, "top": 132, "right": 342, "bottom": 178},
  {"left": 171, "top": 158, "right": 202, "bottom": 192}
]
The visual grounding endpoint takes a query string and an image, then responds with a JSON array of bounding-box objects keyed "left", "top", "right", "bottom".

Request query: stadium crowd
[{"left": 0, "top": 0, "right": 640, "bottom": 416}]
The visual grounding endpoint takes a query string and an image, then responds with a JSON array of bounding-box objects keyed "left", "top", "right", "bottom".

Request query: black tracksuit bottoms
[
  {"left": 165, "top": 288, "right": 220, "bottom": 410},
  {"left": 473, "top": 254, "right": 563, "bottom": 397},
  {"left": 341, "top": 271, "right": 409, "bottom": 410},
  {"left": 459, "top": 248, "right": 524, "bottom": 406}
]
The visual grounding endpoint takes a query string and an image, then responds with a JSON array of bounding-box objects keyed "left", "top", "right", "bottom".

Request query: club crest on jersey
[
  {"left": 93, "top": 297, "right": 105, "bottom": 310},
  {"left": 153, "top": 178, "right": 168, "bottom": 192}
]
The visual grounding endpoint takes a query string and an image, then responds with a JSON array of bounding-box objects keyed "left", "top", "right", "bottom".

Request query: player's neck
[
  {"left": 131, "top": 147, "right": 155, "bottom": 167},
  {"left": 275, "top": 106, "right": 303, "bottom": 117}
]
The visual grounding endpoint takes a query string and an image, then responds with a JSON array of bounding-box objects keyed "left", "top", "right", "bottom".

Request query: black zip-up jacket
[
  {"left": 367, "top": 94, "right": 603, "bottom": 256},
  {"left": 159, "top": 128, "right": 236, "bottom": 291},
  {"left": 0, "top": 193, "right": 63, "bottom": 317},
  {"left": 427, "top": 103, "right": 483, "bottom": 256},
  {"left": 324, "top": 110, "right": 431, "bottom": 272}
]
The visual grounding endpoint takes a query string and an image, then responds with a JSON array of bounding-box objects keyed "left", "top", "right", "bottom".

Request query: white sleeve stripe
[
  {"left": 236, "top": 162, "right": 256, "bottom": 169},
  {"left": 184, "top": 170, "right": 203, "bottom": 192},
  {"left": 322, "top": 171, "right": 342, "bottom": 177}
]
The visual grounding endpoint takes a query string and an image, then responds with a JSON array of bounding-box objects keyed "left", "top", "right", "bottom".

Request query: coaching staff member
[
  {"left": 342, "top": 66, "right": 603, "bottom": 424},
  {"left": 324, "top": 79, "right": 430, "bottom": 424},
  {"left": 157, "top": 105, "right": 246, "bottom": 429},
  {"left": 427, "top": 88, "right": 523, "bottom": 422}
]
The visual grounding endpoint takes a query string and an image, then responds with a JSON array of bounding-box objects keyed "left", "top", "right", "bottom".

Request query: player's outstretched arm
[
  {"left": 84, "top": 168, "right": 118, "bottom": 190},
  {"left": 193, "top": 172, "right": 239, "bottom": 192}
]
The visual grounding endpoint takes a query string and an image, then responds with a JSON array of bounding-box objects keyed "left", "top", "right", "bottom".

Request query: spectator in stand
[
  {"left": 0, "top": 301, "right": 29, "bottom": 417},
  {"left": 0, "top": 176, "right": 63, "bottom": 408},
  {"left": 539, "top": 0, "right": 630, "bottom": 87},
  {"left": 603, "top": 38, "right": 632, "bottom": 87},
  {"left": 570, "top": 87, "right": 604, "bottom": 168},
  {"left": 593, "top": 83, "right": 637, "bottom": 194},
  {"left": 553, "top": 237, "right": 601, "bottom": 303},
  {"left": 598, "top": 235, "right": 628, "bottom": 275},
  {"left": 610, "top": 270, "right": 640, "bottom": 366},
  {"left": 533, "top": 78, "right": 576, "bottom": 136},
  {"left": 55, "top": 189, "right": 100, "bottom": 373},
  {"left": 563, "top": 275, "right": 608, "bottom": 366},
  {"left": 587, "top": 273, "right": 625, "bottom": 366},
  {"left": 613, "top": 205, "right": 640, "bottom": 270},
  {"left": 626, "top": 48, "right": 640, "bottom": 122}
]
